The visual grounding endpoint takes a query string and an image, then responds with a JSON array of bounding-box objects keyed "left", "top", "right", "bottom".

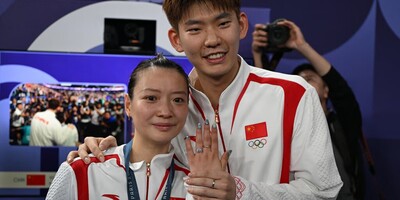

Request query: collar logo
[{"left": 244, "top": 122, "right": 268, "bottom": 149}]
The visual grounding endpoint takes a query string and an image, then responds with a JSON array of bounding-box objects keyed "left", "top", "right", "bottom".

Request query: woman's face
[{"left": 125, "top": 67, "right": 189, "bottom": 146}]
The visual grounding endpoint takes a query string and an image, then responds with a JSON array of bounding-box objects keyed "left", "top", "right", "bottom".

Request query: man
[
  {"left": 70, "top": 1, "right": 342, "bottom": 199},
  {"left": 10, "top": 101, "right": 25, "bottom": 145},
  {"left": 30, "top": 98, "right": 66, "bottom": 146}
]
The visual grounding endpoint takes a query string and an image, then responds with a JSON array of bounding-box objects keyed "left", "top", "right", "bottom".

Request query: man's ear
[
  {"left": 239, "top": 12, "right": 249, "bottom": 40},
  {"left": 124, "top": 93, "right": 131, "bottom": 117},
  {"left": 168, "top": 28, "right": 184, "bottom": 53}
]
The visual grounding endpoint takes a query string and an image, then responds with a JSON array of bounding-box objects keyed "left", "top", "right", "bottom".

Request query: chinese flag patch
[
  {"left": 26, "top": 174, "right": 45, "bottom": 186},
  {"left": 245, "top": 122, "right": 268, "bottom": 140}
]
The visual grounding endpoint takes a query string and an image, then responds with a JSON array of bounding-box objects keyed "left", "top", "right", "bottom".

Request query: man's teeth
[{"left": 208, "top": 53, "right": 224, "bottom": 59}]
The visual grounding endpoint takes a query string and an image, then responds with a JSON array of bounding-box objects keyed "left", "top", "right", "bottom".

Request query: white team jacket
[
  {"left": 171, "top": 56, "right": 343, "bottom": 199},
  {"left": 30, "top": 110, "right": 64, "bottom": 146},
  {"left": 46, "top": 145, "right": 189, "bottom": 200}
]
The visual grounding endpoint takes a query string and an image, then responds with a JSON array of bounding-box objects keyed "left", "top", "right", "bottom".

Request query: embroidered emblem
[
  {"left": 248, "top": 139, "right": 267, "bottom": 149},
  {"left": 244, "top": 122, "right": 268, "bottom": 140},
  {"left": 234, "top": 176, "right": 246, "bottom": 199}
]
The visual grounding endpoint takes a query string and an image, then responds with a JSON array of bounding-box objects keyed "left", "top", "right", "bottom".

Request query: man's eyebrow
[
  {"left": 184, "top": 12, "right": 232, "bottom": 26},
  {"left": 216, "top": 12, "right": 231, "bottom": 20},
  {"left": 184, "top": 19, "right": 201, "bottom": 26}
]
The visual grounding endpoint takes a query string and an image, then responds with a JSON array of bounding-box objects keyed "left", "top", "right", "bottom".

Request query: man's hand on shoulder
[{"left": 66, "top": 136, "right": 117, "bottom": 164}]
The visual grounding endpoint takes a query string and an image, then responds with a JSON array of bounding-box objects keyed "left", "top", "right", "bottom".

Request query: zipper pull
[
  {"left": 214, "top": 109, "right": 220, "bottom": 124},
  {"left": 146, "top": 162, "right": 151, "bottom": 177}
]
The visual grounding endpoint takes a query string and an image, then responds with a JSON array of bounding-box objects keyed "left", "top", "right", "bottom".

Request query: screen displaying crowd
[{"left": 9, "top": 83, "right": 126, "bottom": 146}]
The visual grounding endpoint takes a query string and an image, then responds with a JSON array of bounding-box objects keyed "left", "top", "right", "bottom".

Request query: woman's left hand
[{"left": 184, "top": 120, "right": 236, "bottom": 199}]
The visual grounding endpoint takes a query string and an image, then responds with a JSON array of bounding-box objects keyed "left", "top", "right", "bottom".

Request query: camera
[{"left": 264, "top": 19, "right": 291, "bottom": 52}]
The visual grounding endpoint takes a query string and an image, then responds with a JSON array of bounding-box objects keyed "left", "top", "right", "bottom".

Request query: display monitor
[
  {"left": 104, "top": 18, "right": 157, "bottom": 55},
  {"left": 9, "top": 83, "right": 126, "bottom": 147}
]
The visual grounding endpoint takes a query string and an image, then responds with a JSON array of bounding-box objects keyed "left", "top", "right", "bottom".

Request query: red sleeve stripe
[{"left": 70, "top": 154, "right": 123, "bottom": 200}]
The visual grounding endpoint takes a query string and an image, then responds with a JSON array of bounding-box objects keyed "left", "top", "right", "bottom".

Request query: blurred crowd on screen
[{"left": 9, "top": 83, "right": 126, "bottom": 146}]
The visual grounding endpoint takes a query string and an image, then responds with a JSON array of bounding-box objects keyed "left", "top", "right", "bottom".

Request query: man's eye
[
  {"left": 186, "top": 27, "right": 200, "bottom": 33},
  {"left": 219, "top": 21, "right": 231, "bottom": 28}
]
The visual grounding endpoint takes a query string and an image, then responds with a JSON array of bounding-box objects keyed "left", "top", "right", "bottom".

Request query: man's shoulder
[
  {"left": 33, "top": 111, "right": 44, "bottom": 117},
  {"left": 69, "top": 146, "right": 125, "bottom": 169},
  {"left": 249, "top": 67, "right": 311, "bottom": 89}
]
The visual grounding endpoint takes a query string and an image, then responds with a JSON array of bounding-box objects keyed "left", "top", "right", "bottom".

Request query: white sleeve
[
  {"left": 238, "top": 88, "right": 342, "bottom": 200},
  {"left": 46, "top": 162, "right": 77, "bottom": 200}
]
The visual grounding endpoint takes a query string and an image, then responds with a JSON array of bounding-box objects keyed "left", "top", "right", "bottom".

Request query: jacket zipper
[
  {"left": 214, "top": 108, "right": 220, "bottom": 124},
  {"left": 146, "top": 162, "right": 150, "bottom": 200},
  {"left": 214, "top": 106, "right": 230, "bottom": 173}
]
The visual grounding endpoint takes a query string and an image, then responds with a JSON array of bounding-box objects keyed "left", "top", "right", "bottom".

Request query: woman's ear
[
  {"left": 124, "top": 93, "right": 131, "bottom": 117},
  {"left": 168, "top": 28, "right": 184, "bottom": 53}
]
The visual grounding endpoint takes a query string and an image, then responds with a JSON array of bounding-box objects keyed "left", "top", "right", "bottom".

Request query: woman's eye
[
  {"left": 145, "top": 96, "right": 157, "bottom": 101},
  {"left": 173, "top": 98, "right": 185, "bottom": 103}
]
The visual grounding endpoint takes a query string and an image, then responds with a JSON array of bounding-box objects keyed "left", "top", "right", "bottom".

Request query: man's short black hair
[
  {"left": 48, "top": 99, "right": 61, "bottom": 110},
  {"left": 292, "top": 63, "right": 316, "bottom": 75}
]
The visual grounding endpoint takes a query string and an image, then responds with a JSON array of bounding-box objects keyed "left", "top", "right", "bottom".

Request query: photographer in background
[{"left": 252, "top": 19, "right": 365, "bottom": 200}]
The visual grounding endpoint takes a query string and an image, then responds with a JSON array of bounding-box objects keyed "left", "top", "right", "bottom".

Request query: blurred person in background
[
  {"left": 30, "top": 98, "right": 66, "bottom": 146},
  {"left": 252, "top": 19, "right": 365, "bottom": 200}
]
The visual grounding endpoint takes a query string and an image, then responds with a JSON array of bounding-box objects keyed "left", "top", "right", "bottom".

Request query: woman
[{"left": 46, "top": 54, "right": 227, "bottom": 200}]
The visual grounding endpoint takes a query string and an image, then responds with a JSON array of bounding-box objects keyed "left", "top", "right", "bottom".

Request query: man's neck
[
  {"left": 193, "top": 57, "right": 241, "bottom": 108},
  {"left": 47, "top": 109, "right": 57, "bottom": 113},
  {"left": 194, "top": 78, "right": 227, "bottom": 109}
]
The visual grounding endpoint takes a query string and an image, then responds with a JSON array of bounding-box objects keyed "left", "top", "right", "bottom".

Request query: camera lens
[{"left": 268, "top": 25, "right": 290, "bottom": 46}]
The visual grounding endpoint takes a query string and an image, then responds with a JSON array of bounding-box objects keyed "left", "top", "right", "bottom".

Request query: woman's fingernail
[
  {"left": 212, "top": 123, "right": 217, "bottom": 129},
  {"left": 228, "top": 150, "right": 233, "bottom": 158},
  {"left": 184, "top": 135, "right": 189, "bottom": 140},
  {"left": 197, "top": 122, "right": 202, "bottom": 129},
  {"left": 205, "top": 119, "right": 209, "bottom": 125},
  {"left": 99, "top": 154, "right": 105, "bottom": 162},
  {"left": 84, "top": 156, "right": 90, "bottom": 164}
]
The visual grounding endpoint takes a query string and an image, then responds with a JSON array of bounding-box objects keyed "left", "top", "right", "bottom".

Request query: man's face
[{"left": 168, "top": 4, "right": 248, "bottom": 81}]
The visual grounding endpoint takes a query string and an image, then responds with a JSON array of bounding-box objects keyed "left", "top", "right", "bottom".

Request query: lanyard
[{"left": 123, "top": 140, "right": 175, "bottom": 200}]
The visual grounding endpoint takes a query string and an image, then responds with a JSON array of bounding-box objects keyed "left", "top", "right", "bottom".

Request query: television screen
[
  {"left": 9, "top": 83, "right": 126, "bottom": 147},
  {"left": 104, "top": 18, "right": 156, "bottom": 55}
]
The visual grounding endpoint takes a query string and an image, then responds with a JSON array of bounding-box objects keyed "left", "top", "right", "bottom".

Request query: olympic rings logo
[{"left": 248, "top": 139, "right": 267, "bottom": 149}]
